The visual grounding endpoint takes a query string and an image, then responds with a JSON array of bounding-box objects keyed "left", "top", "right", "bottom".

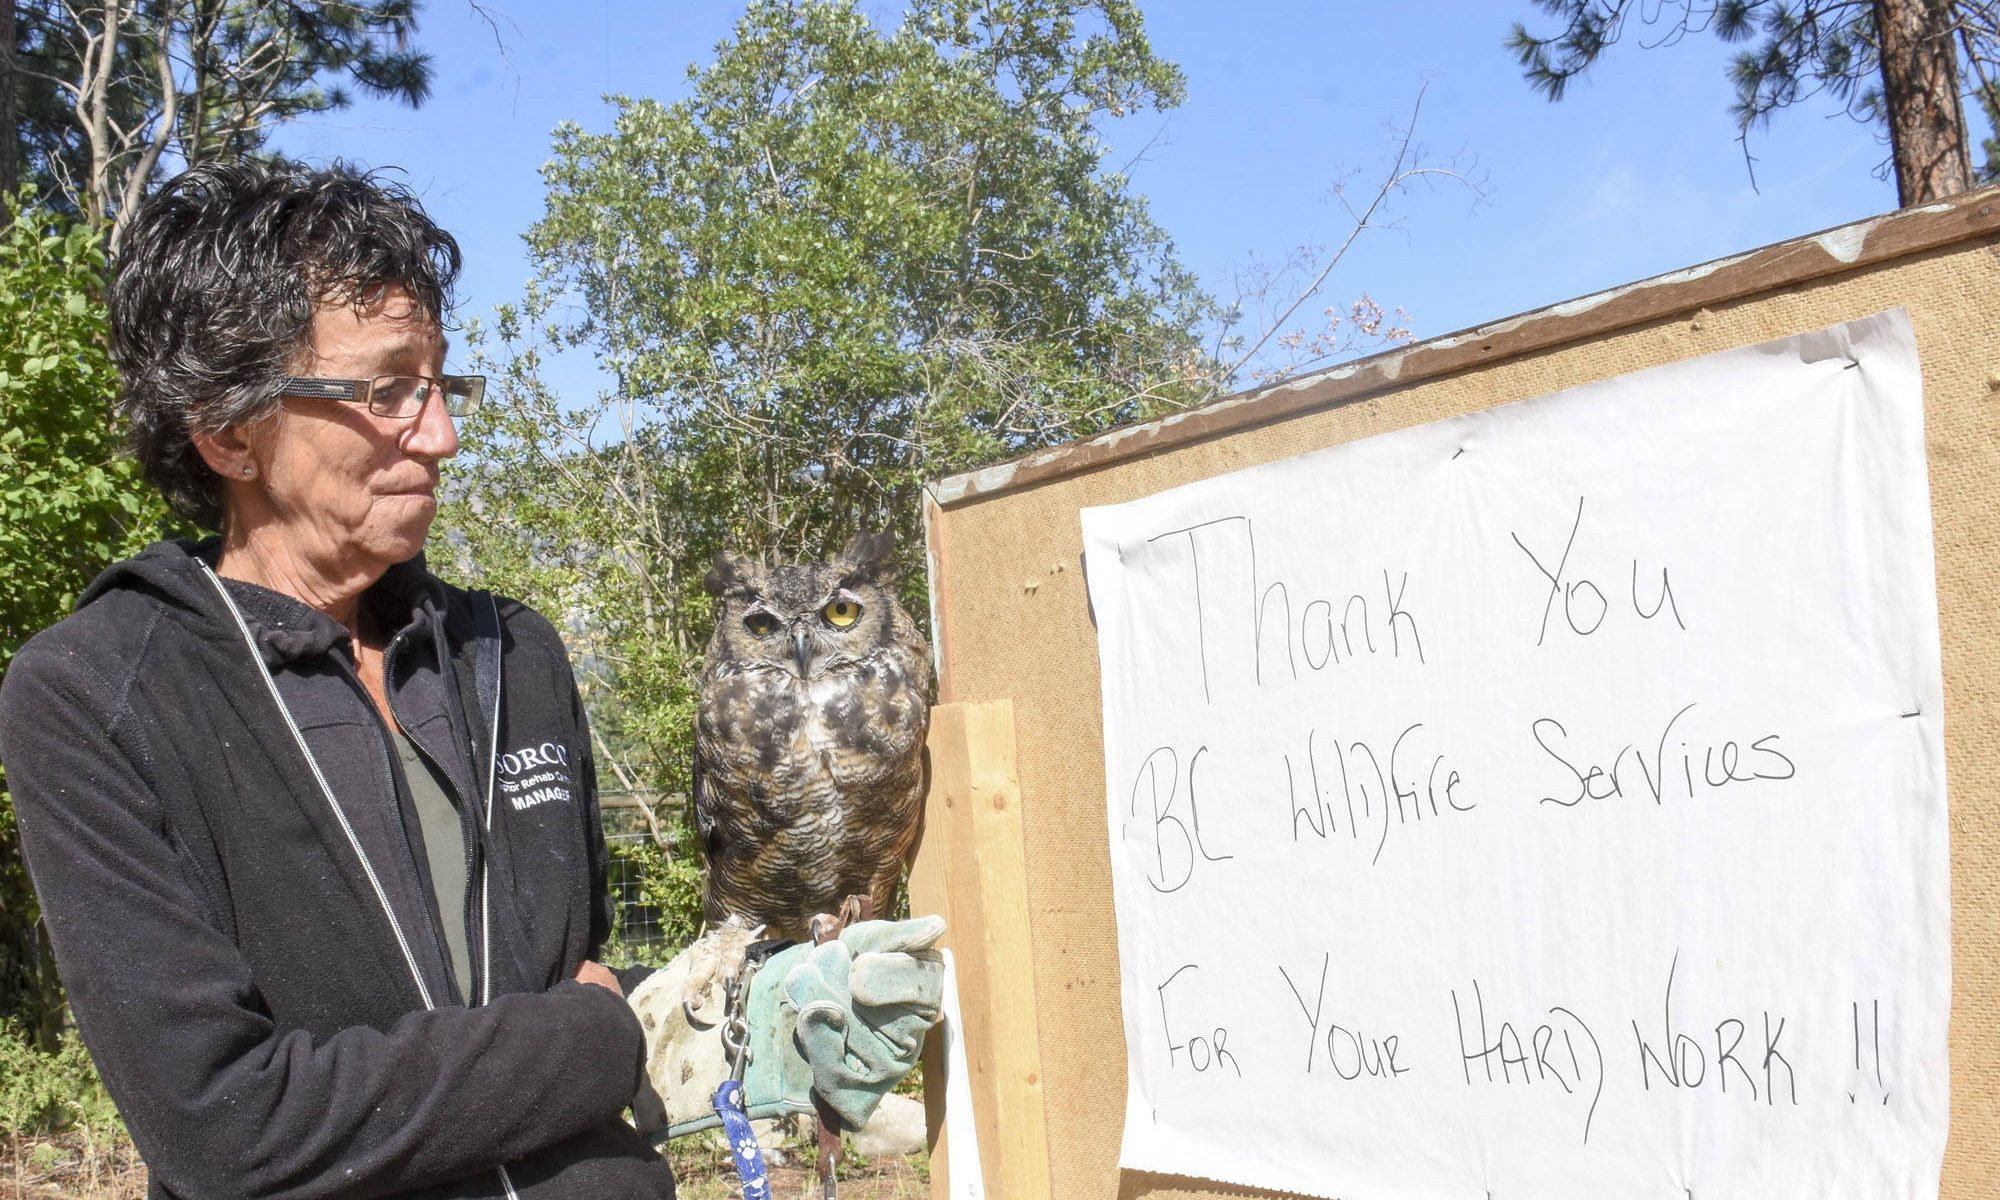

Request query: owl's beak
[{"left": 791, "top": 625, "right": 814, "bottom": 678}]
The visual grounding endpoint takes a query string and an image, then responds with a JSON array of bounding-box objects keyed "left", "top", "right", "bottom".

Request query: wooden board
[
  {"left": 909, "top": 700, "right": 1054, "bottom": 1198},
  {"left": 920, "top": 185, "right": 2000, "bottom": 1199}
]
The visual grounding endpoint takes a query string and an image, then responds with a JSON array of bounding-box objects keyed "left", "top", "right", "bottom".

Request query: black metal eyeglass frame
[{"left": 277, "top": 374, "right": 487, "bottom": 418}]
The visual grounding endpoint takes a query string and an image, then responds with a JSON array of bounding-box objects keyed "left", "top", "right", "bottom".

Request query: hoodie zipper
[{"left": 474, "top": 593, "right": 505, "bottom": 1009}]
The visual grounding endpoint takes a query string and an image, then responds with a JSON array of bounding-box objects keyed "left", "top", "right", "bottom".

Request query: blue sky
[{"left": 272, "top": 1, "right": 1913, "bottom": 391}]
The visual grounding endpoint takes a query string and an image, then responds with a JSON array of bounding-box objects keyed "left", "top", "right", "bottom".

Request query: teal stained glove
[
  {"left": 628, "top": 914, "right": 946, "bottom": 1141},
  {"left": 787, "top": 917, "right": 947, "bottom": 1128}
]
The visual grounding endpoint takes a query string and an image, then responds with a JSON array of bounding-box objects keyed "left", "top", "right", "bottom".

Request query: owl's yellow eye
[
  {"left": 743, "top": 611, "right": 780, "bottom": 636},
  {"left": 822, "top": 599, "right": 862, "bottom": 628}
]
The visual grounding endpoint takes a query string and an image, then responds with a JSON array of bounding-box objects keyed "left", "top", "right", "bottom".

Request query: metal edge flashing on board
[{"left": 928, "top": 186, "right": 2000, "bottom": 509}]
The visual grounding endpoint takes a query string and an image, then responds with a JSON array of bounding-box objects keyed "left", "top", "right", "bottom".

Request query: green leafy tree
[
  {"left": 9, "top": 0, "right": 435, "bottom": 250},
  {"left": 0, "top": 193, "right": 167, "bottom": 1050},
  {"left": 1508, "top": 0, "right": 1998, "bottom": 205},
  {"left": 443, "top": 0, "right": 1216, "bottom": 950}
]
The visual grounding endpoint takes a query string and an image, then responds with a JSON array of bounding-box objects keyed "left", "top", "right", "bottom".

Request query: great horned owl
[{"left": 693, "top": 531, "right": 934, "bottom": 940}]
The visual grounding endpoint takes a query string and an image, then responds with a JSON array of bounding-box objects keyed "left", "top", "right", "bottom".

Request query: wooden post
[{"left": 909, "top": 700, "right": 1053, "bottom": 1199}]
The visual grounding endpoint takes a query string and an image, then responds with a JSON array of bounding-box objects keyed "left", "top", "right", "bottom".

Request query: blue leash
[
  {"left": 713, "top": 1078, "right": 771, "bottom": 1200},
  {"left": 710, "top": 938, "right": 796, "bottom": 1200}
]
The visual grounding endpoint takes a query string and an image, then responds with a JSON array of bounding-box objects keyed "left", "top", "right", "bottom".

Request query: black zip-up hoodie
[{"left": 0, "top": 540, "right": 674, "bottom": 1198}]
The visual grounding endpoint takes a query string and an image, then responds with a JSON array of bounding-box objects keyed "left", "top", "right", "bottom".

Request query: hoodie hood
[{"left": 78, "top": 539, "right": 448, "bottom": 667}]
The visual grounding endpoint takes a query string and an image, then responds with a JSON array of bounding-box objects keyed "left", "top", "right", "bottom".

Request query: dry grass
[
  {"left": 665, "top": 1132, "right": 930, "bottom": 1200},
  {"left": 3, "top": 1134, "right": 147, "bottom": 1200},
  {"left": 670, "top": 1157, "right": 928, "bottom": 1199}
]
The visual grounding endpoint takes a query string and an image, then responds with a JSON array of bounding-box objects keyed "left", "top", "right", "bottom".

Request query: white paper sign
[{"left": 1080, "top": 311, "right": 1950, "bottom": 1200}]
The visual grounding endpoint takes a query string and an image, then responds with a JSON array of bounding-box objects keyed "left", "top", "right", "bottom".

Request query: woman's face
[{"left": 241, "top": 284, "right": 459, "bottom": 582}]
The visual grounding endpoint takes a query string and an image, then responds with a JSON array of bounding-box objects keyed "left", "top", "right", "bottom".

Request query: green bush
[
  {"left": 0, "top": 194, "right": 163, "bottom": 680},
  {"left": 0, "top": 1022, "right": 123, "bottom": 1139}
]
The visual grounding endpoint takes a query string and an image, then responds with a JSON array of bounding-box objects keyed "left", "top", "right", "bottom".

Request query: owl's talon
[
  {"left": 679, "top": 916, "right": 763, "bottom": 1026},
  {"left": 682, "top": 994, "right": 719, "bottom": 1029}
]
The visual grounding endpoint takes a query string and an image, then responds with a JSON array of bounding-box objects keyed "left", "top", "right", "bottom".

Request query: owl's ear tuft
[
  {"left": 836, "top": 531, "right": 897, "bottom": 585},
  {"left": 704, "top": 552, "right": 757, "bottom": 598}
]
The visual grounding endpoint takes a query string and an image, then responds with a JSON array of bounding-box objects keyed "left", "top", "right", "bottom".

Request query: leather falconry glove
[{"left": 628, "top": 914, "right": 945, "bottom": 1140}]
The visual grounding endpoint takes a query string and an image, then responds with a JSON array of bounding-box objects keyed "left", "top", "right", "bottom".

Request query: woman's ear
[{"left": 191, "top": 422, "right": 261, "bottom": 482}]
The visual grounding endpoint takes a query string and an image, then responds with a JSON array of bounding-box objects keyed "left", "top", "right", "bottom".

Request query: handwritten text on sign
[{"left": 1080, "top": 312, "right": 1949, "bottom": 1200}]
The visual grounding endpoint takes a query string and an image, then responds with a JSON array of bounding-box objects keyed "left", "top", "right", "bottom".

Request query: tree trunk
[
  {"left": 1875, "top": 0, "right": 1972, "bottom": 205},
  {"left": 0, "top": 0, "right": 17, "bottom": 196}
]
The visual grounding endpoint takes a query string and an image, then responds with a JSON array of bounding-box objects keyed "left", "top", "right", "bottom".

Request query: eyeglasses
[{"left": 278, "top": 374, "right": 486, "bottom": 418}]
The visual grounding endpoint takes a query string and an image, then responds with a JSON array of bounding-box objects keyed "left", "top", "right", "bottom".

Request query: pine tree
[
  {"left": 1509, "top": 0, "right": 1997, "bottom": 205},
  {"left": 10, "top": 1, "right": 435, "bottom": 250}
]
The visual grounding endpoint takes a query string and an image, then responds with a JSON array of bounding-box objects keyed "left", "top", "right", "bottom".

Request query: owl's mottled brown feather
[{"left": 693, "top": 532, "right": 933, "bottom": 941}]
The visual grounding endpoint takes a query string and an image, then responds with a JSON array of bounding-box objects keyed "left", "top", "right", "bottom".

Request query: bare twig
[{"left": 1220, "top": 85, "right": 1432, "bottom": 384}]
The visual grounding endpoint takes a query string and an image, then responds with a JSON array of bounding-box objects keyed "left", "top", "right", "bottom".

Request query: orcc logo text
[{"left": 500, "top": 742, "right": 570, "bottom": 776}]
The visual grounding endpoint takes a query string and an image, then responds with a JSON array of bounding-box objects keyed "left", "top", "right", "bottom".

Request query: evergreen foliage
[
  {"left": 10, "top": 1, "right": 435, "bottom": 247},
  {"left": 1508, "top": 1, "right": 2000, "bottom": 193}
]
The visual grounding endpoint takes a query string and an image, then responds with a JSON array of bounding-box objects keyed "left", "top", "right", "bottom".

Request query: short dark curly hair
[{"left": 108, "top": 160, "right": 462, "bottom": 529}]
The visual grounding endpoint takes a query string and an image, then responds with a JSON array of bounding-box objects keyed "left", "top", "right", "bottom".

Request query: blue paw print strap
[{"left": 712, "top": 1079, "right": 771, "bottom": 1200}]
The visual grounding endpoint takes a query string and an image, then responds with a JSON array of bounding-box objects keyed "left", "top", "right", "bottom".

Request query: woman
[{"left": 0, "top": 162, "right": 671, "bottom": 1197}]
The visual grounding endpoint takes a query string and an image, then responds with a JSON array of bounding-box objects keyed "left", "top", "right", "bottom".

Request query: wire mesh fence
[
  {"left": 604, "top": 828, "right": 672, "bottom": 956},
  {"left": 601, "top": 790, "right": 700, "bottom": 960}
]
